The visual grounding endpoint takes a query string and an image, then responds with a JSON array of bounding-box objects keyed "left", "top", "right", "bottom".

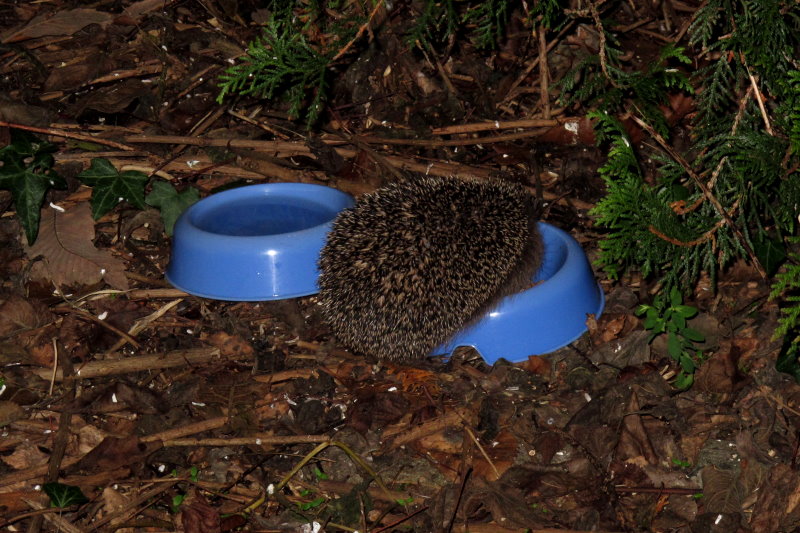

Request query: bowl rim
[
  {"left": 438, "top": 221, "right": 605, "bottom": 362},
  {"left": 166, "top": 182, "right": 355, "bottom": 301}
]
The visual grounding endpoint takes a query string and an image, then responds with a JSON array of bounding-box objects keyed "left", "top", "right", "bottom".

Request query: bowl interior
[
  {"left": 193, "top": 196, "right": 341, "bottom": 237},
  {"left": 534, "top": 229, "right": 568, "bottom": 282}
]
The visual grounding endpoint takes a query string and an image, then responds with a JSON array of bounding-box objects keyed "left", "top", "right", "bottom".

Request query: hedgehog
[{"left": 317, "top": 175, "right": 543, "bottom": 361}]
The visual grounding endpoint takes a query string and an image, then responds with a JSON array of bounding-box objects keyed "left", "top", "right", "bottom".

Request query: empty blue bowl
[
  {"left": 436, "top": 222, "right": 605, "bottom": 363},
  {"left": 166, "top": 183, "right": 354, "bottom": 300}
]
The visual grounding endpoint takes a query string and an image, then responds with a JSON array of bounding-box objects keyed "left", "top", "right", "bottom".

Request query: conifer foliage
[{"left": 570, "top": 0, "right": 800, "bottom": 355}]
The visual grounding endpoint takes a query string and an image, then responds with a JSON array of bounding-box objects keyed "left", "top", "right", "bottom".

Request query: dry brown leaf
[
  {"left": 180, "top": 492, "right": 221, "bottom": 533},
  {"left": 100, "top": 486, "right": 130, "bottom": 515},
  {"left": 25, "top": 203, "right": 129, "bottom": 291},
  {"left": 78, "top": 424, "right": 109, "bottom": 455},
  {"left": 122, "top": 0, "right": 171, "bottom": 20},
  {"left": 472, "top": 430, "right": 518, "bottom": 481},
  {"left": 1, "top": 440, "right": 49, "bottom": 470},
  {"left": 202, "top": 331, "right": 254, "bottom": 358},
  {"left": 0, "top": 401, "right": 25, "bottom": 426},
  {"left": 1, "top": 8, "right": 114, "bottom": 43},
  {"left": 0, "top": 294, "right": 52, "bottom": 337}
]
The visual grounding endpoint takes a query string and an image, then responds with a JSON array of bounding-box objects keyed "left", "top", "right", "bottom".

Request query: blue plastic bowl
[
  {"left": 166, "top": 183, "right": 354, "bottom": 300},
  {"left": 436, "top": 222, "right": 605, "bottom": 363}
]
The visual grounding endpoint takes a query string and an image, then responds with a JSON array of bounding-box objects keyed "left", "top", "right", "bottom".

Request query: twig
[
  {"left": 331, "top": 0, "right": 385, "bottom": 62},
  {"left": 742, "top": 54, "right": 774, "bottom": 135},
  {"left": 630, "top": 114, "right": 767, "bottom": 279},
  {"left": 31, "top": 347, "right": 223, "bottom": 381},
  {"left": 141, "top": 416, "right": 231, "bottom": 443},
  {"left": 500, "top": 20, "right": 576, "bottom": 105},
  {"left": 162, "top": 435, "right": 330, "bottom": 446},
  {"left": 649, "top": 199, "right": 740, "bottom": 246},
  {"left": 21, "top": 500, "right": 85, "bottom": 533},
  {"left": 588, "top": 0, "right": 620, "bottom": 89},
  {"left": 0, "top": 121, "right": 135, "bottom": 151},
  {"left": 538, "top": 26, "right": 551, "bottom": 119},
  {"left": 464, "top": 426, "right": 499, "bottom": 479},
  {"left": 86, "top": 481, "right": 175, "bottom": 529},
  {"left": 52, "top": 305, "right": 141, "bottom": 349},
  {"left": 446, "top": 465, "right": 472, "bottom": 533},
  {"left": 104, "top": 298, "right": 183, "bottom": 354},
  {"left": 432, "top": 118, "right": 559, "bottom": 134}
]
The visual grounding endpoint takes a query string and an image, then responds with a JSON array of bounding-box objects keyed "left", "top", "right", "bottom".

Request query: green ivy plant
[
  {"left": 0, "top": 130, "right": 199, "bottom": 243},
  {"left": 43, "top": 482, "right": 89, "bottom": 508},
  {"left": 77, "top": 158, "right": 148, "bottom": 220},
  {"left": 145, "top": 181, "right": 200, "bottom": 236},
  {"left": 636, "top": 287, "right": 706, "bottom": 389},
  {"left": 0, "top": 129, "right": 65, "bottom": 244}
]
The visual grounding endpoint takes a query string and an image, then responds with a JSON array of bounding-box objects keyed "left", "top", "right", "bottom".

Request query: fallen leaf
[
  {"left": 0, "top": 294, "right": 52, "bottom": 337},
  {"left": 1, "top": 8, "right": 114, "bottom": 43},
  {"left": 24, "top": 202, "right": 129, "bottom": 290},
  {"left": 2, "top": 440, "right": 49, "bottom": 469},
  {"left": 0, "top": 401, "right": 25, "bottom": 426},
  {"left": 202, "top": 331, "right": 254, "bottom": 358}
]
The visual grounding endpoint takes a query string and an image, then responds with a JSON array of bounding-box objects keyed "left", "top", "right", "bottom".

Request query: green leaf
[
  {"left": 673, "top": 371, "right": 693, "bottom": 389},
  {"left": 43, "top": 482, "right": 89, "bottom": 508},
  {"left": 682, "top": 327, "right": 705, "bottom": 343},
  {"left": 753, "top": 235, "right": 787, "bottom": 277},
  {"left": 669, "top": 287, "right": 682, "bottom": 307},
  {"left": 673, "top": 305, "right": 699, "bottom": 319},
  {"left": 145, "top": 181, "right": 200, "bottom": 235},
  {"left": 77, "top": 158, "right": 148, "bottom": 219},
  {"left": 0, "top": 129, "right": 65, "bottom": 244},
  {"left": 667, "top": 332, "right": 682, "bottom": 360},
  {"left": 642, "top": 314, "right": 661, "bottom": 330},
  {"left": 172, "top": 493, "right": 186, "bottom": 513},
  {"left": 679, "top": 354, "right": 696, "bottom": 373},
  {"left": 299, "top": 496, "right": 326, "bottom": 511}
]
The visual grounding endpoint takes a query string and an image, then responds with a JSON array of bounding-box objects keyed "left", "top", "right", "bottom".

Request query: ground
[{"left": 0, "top": 1, "right": 799, "bottom": 532}]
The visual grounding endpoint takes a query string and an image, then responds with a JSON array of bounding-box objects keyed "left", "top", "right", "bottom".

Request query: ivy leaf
[
  {"left": 0, "top": 130, "right": 65, "bottom": 244},
  {"left": 43, "top": 482, "right": 89, "bottom": 508},
  {"left": 145, "top": 181, "right": 200, "bottom": 236},
  {"left": 77, "top": 158, "right": 148, "bottom": 219}
]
